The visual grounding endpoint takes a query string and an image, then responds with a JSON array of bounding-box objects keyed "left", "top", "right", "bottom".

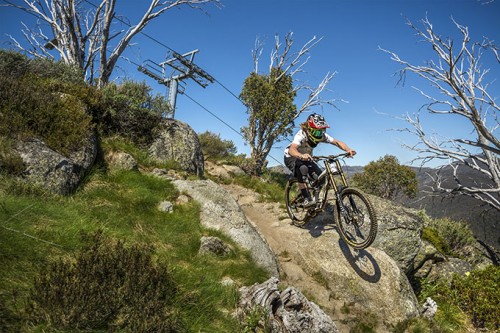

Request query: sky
[{"left": 1, "top": 0, "right": 499, "bottom": 168}]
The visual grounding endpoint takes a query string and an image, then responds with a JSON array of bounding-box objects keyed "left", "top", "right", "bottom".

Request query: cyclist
[{"left": 284, "top": 113, "right": 356, "bottom": 207}]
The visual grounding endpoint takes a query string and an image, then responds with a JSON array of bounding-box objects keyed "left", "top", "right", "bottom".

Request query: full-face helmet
[{"left": 306, "top": 113, "right": 329, "bottom": 143}]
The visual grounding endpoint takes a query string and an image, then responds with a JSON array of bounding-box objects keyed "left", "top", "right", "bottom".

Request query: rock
[
  {"left": 199, "top": 236, "right": 232, "bottom": 256},
  {"left": 172, "top": 179, "right": 280, "bottom": 277},
  {"left": 293, "top": 235, "right": 420, "bottom": 329},
  {"left": 421, "top": 297, "right": 438, "bottom": 320},
  {"left": 105, "top": 151, "right": 138, "bottom": 172},
  {"left": 426, "top": 257, "right": 472, "bottom": 283},
  {"left": 14, "top": 132, "right": 97, "bottom": 195},
  {"left": 238, "top": 277, "right": 339, "bottom": 333},
  {"left": 370, "top": 194, "right": 424, "bottom": 273},
  {"left": 149, "top": 119, "right": 204, "bottom": 177},
  {"left": 158, "top": 201, "right": 174, "bottom": 213}
]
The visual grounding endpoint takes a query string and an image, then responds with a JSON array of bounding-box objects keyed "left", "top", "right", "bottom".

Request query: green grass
[{"left": 0, "top": 167, "right": 269, "bottom": 332}]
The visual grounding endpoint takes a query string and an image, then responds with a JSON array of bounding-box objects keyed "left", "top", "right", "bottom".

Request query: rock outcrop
[
  {"left": 149, "top": 119, "right": 204, "bottom": 177},
  {"left": 171, "top": 178, "right": 280, "bottom": 277},
  {"left": 14, "top": 131, "right": 98, "bottom": 195}
]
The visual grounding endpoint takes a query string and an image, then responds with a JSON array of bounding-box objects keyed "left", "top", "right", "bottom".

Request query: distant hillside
[{"left": 402, "top": 164, "right": 499, "bottom": 252}]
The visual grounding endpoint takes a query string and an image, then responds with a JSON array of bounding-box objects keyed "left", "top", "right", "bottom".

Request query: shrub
[
  {"left": 0, "top": 51, "right": 94, "bottom": 156},
  {"left": 421, "top": 213, "right": 475, "bottom": 257},
  {"left": 198, "top": 131, "right": 237, "bottom": 161},
  {"left": 420, "top": 266, "right": 499, "bottom": 331},
  {"left": 27, "top": 231, "right": 183, "bottom": 332},
  {"left": 352, "top": 155, "right": 417, "bottom": 200},
  {"left": 98, "top": 80, "right": 168, "bottom": 146},
  {"left": 0, "top": 137, "right": 24, "bottom": 176},
  {"left": 449, "top": 265, "right": 499, "bottom": 330}
]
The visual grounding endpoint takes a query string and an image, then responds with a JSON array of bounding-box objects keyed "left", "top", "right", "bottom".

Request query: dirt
[{"left": 221, "top": 183, "right": 354, "bottom": 332}]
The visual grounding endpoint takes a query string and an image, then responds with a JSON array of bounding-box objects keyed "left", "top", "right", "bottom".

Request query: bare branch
[{"left": 381, "top": 17, "right": 500, "bottom": 211}]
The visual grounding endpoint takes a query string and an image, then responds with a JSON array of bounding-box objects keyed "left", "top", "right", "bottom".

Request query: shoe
[{"left": 303, "top": 198, "right": 316, "bottom": 208}]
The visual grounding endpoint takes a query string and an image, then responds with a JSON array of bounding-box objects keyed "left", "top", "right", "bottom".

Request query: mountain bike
[{"left": 284, "top": 153, "right": 378, "bottom": 250}]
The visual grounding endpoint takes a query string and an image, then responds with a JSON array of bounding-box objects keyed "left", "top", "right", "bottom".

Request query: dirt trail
[{"left": 221, "top": 183, "right": 353, "bottom": 332}]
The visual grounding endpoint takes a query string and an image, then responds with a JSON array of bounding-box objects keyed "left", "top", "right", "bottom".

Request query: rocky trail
[
  {"left": 220, "top": 183, "right": 351, "bottom": 329},
  {"left": 220, "top": 183, "right": 394, "bottom": 332}
]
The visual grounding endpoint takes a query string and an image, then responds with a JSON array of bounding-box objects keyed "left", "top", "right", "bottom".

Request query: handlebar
[{"left": 312, "top": 152, "right": 352, "bottom": 162}]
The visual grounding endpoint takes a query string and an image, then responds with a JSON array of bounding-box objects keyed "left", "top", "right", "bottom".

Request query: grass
[{"left": 0, "top": 164, "right": 269, "bottom": 332}]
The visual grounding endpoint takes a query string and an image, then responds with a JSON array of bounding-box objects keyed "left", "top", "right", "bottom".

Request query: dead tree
[
  {"left": 380, "top": 17, "right": 500, "bottom": 211},
  {"left": 3, "top": 0, "right": 221, "bottom": 87}
]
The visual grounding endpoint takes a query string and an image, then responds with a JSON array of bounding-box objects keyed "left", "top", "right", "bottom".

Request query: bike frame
[{"left": 311, "top": 153, "right": 352, "bottom": 217}]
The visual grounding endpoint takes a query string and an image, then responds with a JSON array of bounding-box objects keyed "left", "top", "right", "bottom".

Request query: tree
[
  {"left": 240, "top": 32, "right": 337, "bottom": 175},
  {"left": 198, "top": 131, "right": 237, "bottom": 161},
  {"left": 380, "top": 17, "right": 500, "bottom": 211},
  {"left": 3, "top": 0, "right": 221, "bottom": 88},
  {"left": 352, "top": 155, "right": 418, "bottom": 200}
]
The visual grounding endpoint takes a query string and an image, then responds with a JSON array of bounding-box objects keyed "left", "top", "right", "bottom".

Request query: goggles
[{"left": 309, "top": 128, "right": 325, "bottom": 138}]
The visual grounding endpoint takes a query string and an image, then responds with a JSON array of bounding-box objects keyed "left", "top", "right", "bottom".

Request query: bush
[
  {"left": 450, "top": 266, "right": 499, "bottom": 330},
  {"left": 0, "top": 51, "right": 94, "bottom": 156},
  {"left": 352, "top": 155, "right": 417, "bottom": 200},
  {"left": 420, "top": 265, "right": 499, "bottom": 331},
  {"left": 0, "top": 137, "right": 24, "bottom": 176},
  {"left": 198, "top": 131, "right": 237, "bottom": 161},
  {"left": 98, "top": 80, "right": 168, "bottom": 146},
  {"left": 421, "top": 213, "right": 476, "bottom": 258},
  {"left": 27, "top": 231, "right": 183, "bottom": 332}
]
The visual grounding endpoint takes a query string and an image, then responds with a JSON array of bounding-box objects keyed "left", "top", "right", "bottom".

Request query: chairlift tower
[{"left": 138, "top": 49, "right": 214, "bottom": 118}]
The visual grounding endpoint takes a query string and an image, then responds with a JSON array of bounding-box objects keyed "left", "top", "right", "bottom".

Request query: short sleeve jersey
[{"left": 284, "top": 129, "right": 335, "bottom": 158}]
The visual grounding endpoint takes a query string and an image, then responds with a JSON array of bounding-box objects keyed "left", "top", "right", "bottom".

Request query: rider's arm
[
  {"left": 331, "top": 139, "right": 356, "bottom": 157},
  {"left": 289, "top": 143, "right": 311, "bottom": 161}
]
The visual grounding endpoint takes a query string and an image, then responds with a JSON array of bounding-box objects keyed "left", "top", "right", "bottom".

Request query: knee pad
[{"left": 299, "top": 165, "right": 309, "bottom": 181}]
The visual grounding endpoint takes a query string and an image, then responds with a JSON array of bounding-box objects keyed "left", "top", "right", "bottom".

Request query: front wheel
[
  {"left": 285, "top": 178, "right": 310, "bottom": 226},
  {"left": 336, "top": 188, "right": 377, "bottom": 250}
]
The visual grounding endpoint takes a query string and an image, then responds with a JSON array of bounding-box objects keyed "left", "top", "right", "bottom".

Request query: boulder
[
  {"left": 149, "top": 119, "right": 204, "bottom": 177},
  {"left": 199, "top": 236, "right": 232, "bottom": 256},
  {"left": 14, "top": 131, "right": 97, "bottom": 195},
  {"left": 104, "top": 151, "right": 138, "bottom": 172},
  {"left": 370, "top": 194, "right": 424, "bottom": 273},
  {"left": 172, "top": 178, "right": 280, "bottom": 277}
]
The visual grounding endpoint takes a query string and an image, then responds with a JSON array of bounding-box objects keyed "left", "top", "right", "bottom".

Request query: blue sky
[{"left": 1, "top": 0, "right": 499, "bottom": 168}]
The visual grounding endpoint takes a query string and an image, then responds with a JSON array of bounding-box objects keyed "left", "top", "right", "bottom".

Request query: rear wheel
[
  {"left": 336, "top": 188, "right": 377, "bottom": 249},
  {"left": 285, "top": 179, "right": 310, "bottom": 226}
]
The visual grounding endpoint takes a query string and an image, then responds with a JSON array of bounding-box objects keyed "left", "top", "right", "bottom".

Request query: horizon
[{"left": 1, "top": 0, "right": 498, "bottom": 168}]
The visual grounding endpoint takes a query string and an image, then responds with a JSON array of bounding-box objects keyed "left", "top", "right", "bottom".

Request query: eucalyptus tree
[
  {"left": 3, "top": 0, "right": 221, "bottom": 88},
  {"left": 240, "top": 32, "right": 337, "bottom": 175},
  {"left": 380, "top": 17, "right": 500, "bottom": 211}
]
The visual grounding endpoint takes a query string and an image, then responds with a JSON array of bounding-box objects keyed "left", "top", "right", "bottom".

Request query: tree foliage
[
  {"left": 240, "top": 68, "right": 296, "bottom": 174},
  {"left": 198, "top": 131, "right": 237, "bottom": 161},
  {"left": 352, "top": 155, "right": 418, "bottom": 200},
  {"left": 240, "top": 33, "right": 337, "bottom": 175}
]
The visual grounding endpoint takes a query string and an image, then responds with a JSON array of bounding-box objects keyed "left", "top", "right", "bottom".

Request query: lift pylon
[{"left": 138, "top": 49, "right": 214, "bottom": 118}]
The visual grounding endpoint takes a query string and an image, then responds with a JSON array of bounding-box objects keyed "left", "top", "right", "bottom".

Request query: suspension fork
[{"left": 324, "top": 160, "right": 351, "bottom": 220}]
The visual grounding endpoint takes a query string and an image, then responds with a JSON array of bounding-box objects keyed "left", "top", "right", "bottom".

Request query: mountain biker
[{"left": 284, "top": 113, "right": 356, "bottom": 208}]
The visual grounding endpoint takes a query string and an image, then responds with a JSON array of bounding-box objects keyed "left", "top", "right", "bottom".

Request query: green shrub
[
  {"left": 98, "top": 80, "right": 168, "bottom": 146},
  {"left": 352, "top": 155, "right": 417, "bottom": 200},
  {"left": 27, "top": 230, "right": 183, "bottom": 332},
  {"left": 0, "top": 137, "right": 24, "bottom": 176},
  {"left": 198, "top": 131, "right": 237, "bottom": 161},
  {"left": 419, "top": 265, "right": 499, "bottom": 331},
  {"left": 421, "top": 213, "right": 475, "bottom": 257},
  {"left": 0, "top": 51, "right": 94, "bottom": 156},
  {"left": 449, "top": 265, "right": 499, "bottom": 330}
]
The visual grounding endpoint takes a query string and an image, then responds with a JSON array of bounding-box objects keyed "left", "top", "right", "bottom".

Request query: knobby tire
[{"left": 336, "top": 188, "right": 377, "bottom": 250}]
